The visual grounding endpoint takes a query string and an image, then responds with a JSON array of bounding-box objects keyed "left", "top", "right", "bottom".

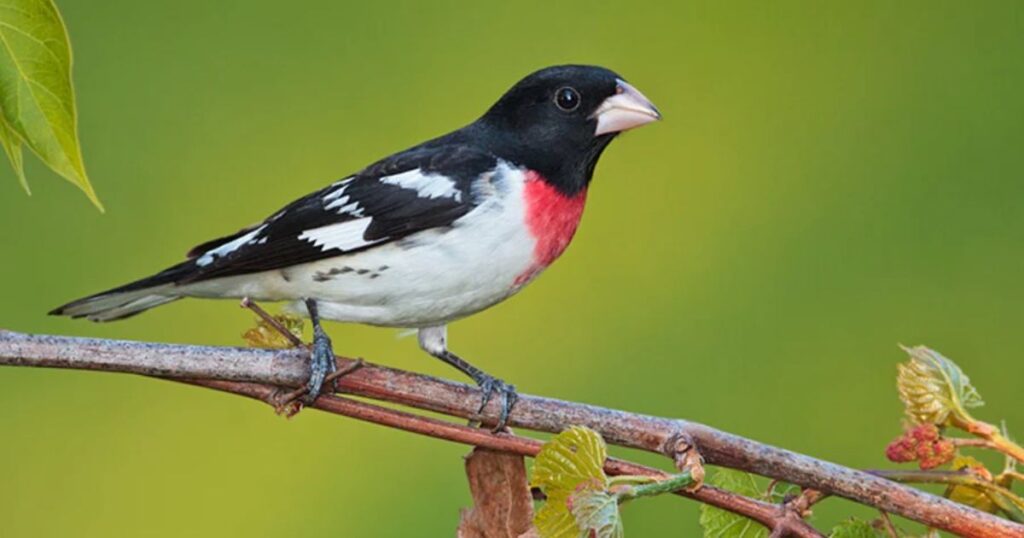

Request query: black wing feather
[{"left": 181, "top": 143, "right": 497, "bottom": 283}]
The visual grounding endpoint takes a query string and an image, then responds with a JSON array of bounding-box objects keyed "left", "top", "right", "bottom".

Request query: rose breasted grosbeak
[{"left": 51, "top": 65, "right": 661, "bottom": 428}]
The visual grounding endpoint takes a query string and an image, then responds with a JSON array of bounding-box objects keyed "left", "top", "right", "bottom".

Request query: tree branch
[
  {"left": 187, "top": 378, "right": 822, "bottom": 537},
  {"left": 1, "top": 330, "right": 1021, "bottom": 537}
]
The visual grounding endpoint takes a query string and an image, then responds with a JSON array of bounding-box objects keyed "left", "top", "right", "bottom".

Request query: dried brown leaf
[{"left": 458, "top": 448, "right": 538, "bottom": 538}]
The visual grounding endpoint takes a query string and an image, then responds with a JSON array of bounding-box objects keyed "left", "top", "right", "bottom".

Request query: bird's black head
[{"left": 473, "top": 65, "right": 660, "bottom": 195}]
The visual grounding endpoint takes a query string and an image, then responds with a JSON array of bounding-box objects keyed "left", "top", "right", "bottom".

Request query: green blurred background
[{"left": 1, "top": 1, "right": 1022, "bottom": 536}]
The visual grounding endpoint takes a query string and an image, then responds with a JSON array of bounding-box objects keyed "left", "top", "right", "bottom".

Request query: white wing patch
[
  {"left": 323, "top": 180, "right": 367, "bottom": 216},
  {"left": 299, "top": 219, "right": 383, "bottom": 252},
  {"left": 325, "top": 194, "right": 365, "bottom": 216},
  {"left": 196, "top": 225, "right": 267, "bottom": 266},
  {"left": 380, "top": 169, "right": 461, "bottom": 201}
]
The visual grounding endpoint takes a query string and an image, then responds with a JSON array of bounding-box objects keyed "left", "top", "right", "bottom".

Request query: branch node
[
  {"left": 266, "top": 387, "right": 304, "bottom": 418},
  {"left": 665, "top": 432, "right": 705, "bottom": 491}
]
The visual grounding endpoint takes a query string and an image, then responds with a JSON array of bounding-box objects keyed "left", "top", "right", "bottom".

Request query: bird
[{"left": 50, "top": 64, "right": 661, "bottom": 428}]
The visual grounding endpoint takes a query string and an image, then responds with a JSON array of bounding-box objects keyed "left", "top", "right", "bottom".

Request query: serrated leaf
[
  {"left": 829, "top": 518, "right": 885, "bottom": 538},
  {"left": 0, "top": 113, "right": 26, "bottom": 192},
  {"left": 699, "top": 468, "right": 769, "bottom": 538},
  {"left": 0, "top": 0, "right": 101, "bottom": 209},
  {"left": 532, "top": 426, "right": 611, "bottom": 538},
  {"left": 897, "top": 345, "right": 983, "bottom": 426},
  {"left": 242, "top": 314, "right": 303, "bottom": 349},
  {"left": 569, "top": 488, "right": 623, "bottom": 538},
  {"left": 531, "top": 426, "right": 609, "bottom": 493},
  {"left": 533, "top": 492, "right": 578, "bottom": 538}
]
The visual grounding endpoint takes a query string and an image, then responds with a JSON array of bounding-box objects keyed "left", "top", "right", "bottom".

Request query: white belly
[{"left": 185, "top": 166, "right": 540, "bottom": 327}]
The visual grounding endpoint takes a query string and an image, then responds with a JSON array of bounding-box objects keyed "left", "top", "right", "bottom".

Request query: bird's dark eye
[{"left": 554, "top": 87, "right": 580, "bottom": 111}]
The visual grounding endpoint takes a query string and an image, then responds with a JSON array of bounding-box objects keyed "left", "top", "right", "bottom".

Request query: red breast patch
[{"left": 514, "top": 171, "right": 587, "bottom": 285}]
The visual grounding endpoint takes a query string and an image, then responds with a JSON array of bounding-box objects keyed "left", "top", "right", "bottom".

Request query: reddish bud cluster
[{"left": 885, "top": 424, "right": 955, "bottom": 469}]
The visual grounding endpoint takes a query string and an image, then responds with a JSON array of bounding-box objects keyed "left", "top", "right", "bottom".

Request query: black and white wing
[
  {"left": 50, "top": 143, "right": 501, "bottom": 321},
  {"left": 182, "top": 144, "right": 498, "bottom": 283}
]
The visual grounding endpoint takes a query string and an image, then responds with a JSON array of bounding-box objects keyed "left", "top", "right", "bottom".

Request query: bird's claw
[
  {"left": 303, "top": 324, "right": 336, "bottom": 405},
  {"left": 475, "top": 375, "right": 518, "bottom": 432}
]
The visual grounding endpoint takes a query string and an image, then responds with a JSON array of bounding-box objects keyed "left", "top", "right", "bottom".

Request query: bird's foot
[
  {"left": 302, "top": 322, "right": 336, "bottom": 404},
  {"left": 473, "top": 374, "right": 518, "bottom": 432}
]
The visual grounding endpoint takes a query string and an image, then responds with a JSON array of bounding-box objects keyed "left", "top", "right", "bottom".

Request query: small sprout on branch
[
  {"left": 242, "top": 313, "right": 304, "bottom": 349},
  {"left": 882, "top": 345, "right": 1024, "bottom": 522},
  {"left": 896, "top": 345, "right": 983, "bottom": 428},
  {"left": 885, "top": 424, "right": 955, "bottom": 470}
]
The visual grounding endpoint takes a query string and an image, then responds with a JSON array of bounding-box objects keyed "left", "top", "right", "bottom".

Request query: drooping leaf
[
  {"left": 699, "top": 468, "right": 769, "bottom": 538},
  {"left": 569, "top": 488, "right": 623, "bottom": 538},
  {"left": 0, "top": 0, "right": 100, "bottom": 209},
  {"left": 897, "top": 345, "right": 984, "bottom": 426},
  {"left": 829, "top": 518, "right": 885, "bottom": 538},
  {"left": 531, "top": 426, "right": 611, "bottom": 538},
  {"left": 0, "top": 113, "right": 26, "bottom": 191},
  {"left": 242, "top": 314, "right": 304, "bottom": 349},
  {"left": 945, "top": 456, "right": 998, "bottom": 514},
  {"left": 459, "top": 448, "right": 538, "bottom": 538}
]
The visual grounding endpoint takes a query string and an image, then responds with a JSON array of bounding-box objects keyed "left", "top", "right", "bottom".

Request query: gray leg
[
  {"left": 418, "top": 326, "right": 518, "bottom": 430},
  {"left": 303, "top": 298, "right": 336, "bottom": 404}
]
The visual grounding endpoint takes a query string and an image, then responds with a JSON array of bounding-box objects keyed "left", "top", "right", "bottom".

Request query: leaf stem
[
  {"left": 1000, "top": 471, "right": 1024, "bottom": 484},
  {"left": 618, "top": 471, "right": 694, "bottom": 501},
  {"left": 988, "top": 431, "right": 1024, "bottom": 465}
]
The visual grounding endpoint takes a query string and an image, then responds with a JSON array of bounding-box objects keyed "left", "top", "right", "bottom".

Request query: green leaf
[
  {"left": 699, "top": 468, "right": 769, "bottom": 538},
  {"left": 531, "top": 427, "right": 696, "bottom": 537},
  {"left": 0, "top": 112, "right": 26, "bottom": 191},
  {"left": 531, "top": 426, "right": 608, "bottom": 493},
  {"left": 532, "top": 426, "right": 611, "bottom": 538},
  {"left": 569, "top": 488, "right": 624, "bottom": 538},
  {"left": 829, "top": 518, "right": 885, "bottom": 538},
  {"left": 897, "top": 345, "right": 983, "bottom": 426},
  {"left": 0, "top": 0, "right": 101, "bottom": 210}
]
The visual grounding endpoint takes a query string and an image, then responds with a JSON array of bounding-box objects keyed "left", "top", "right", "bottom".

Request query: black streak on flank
[{"left": 314, "top": 266, "right": 386, "bottom": 282}]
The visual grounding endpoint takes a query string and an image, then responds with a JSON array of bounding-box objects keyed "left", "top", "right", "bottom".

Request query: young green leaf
[
  {"left": 829, "top": 518, "right": 885, "bottom": 538},
  {"left": 531, "top": 427, "right": 695, "bottom": 537},
  {"left": 0, "top": 0, "right": 101, "bottom": 209},
  {"left": 0, "top": 114, "right": 26, "bottom": 192},
  {"left": 897, "top": 345, "right": 984, "bottom": 426},
  {"left": 531, "top": 425, "right": 609, "bottom": 492},
  {"left": 532, "top": 426, "right": 612, "bottom": 538},
  {"left": 699, "top": 468, "right": 770, "bottom": 538}
]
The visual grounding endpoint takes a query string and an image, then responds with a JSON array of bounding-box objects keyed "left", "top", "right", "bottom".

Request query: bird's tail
[{"left": 49, "top": 261, "right": 196, "bottom": 322}]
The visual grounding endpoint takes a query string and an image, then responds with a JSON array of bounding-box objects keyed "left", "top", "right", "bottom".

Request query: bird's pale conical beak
[{"left": 592, "top": 79, "right": 661, "bottom": 136}]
